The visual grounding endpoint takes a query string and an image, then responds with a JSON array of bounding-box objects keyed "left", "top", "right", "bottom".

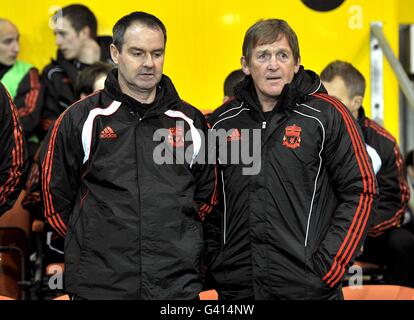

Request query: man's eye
[
  {"left": 258, "top": 53, "right": 268, "bottom": 60},
  {"left": 278, "top": 52, "right": 288, "bottom": 60}
]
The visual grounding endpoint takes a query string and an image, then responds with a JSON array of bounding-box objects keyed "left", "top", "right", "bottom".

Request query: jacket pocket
[
  {"left": 306, "top": 250, "right": 341, "bottom": 299},
  {"left": 312, "top": 250, "right": 329, "bottom": 279}
]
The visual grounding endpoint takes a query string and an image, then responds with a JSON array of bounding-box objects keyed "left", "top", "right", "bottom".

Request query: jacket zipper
[
  {"left": 131, "top": 108, "right": 143, "bottom": 299},
  {"left": 132, "top": 110, "right": 159, "bottom": 298}
]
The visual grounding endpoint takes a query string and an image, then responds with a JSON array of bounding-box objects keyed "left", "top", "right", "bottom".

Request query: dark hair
[
  {"left": 224, "top": 69, "right": 245, "bottom": 97},
  {"left": 320, "top": 60, "right": 366, "bottom": 98},
  {"left": 55, "top": 4, "right": 98, "bottom": 39},
  {"left": 242, "top": 19, "right": 300, "bottom": 65},
  {"left": 76, "top": 62, "right": 113, "bottom": 96},
  {"left": 406, "top": 150, "right": 414, "bottom": 169},
  {"left": 112, "top": 11, "right": 167, "bottom": 52}
]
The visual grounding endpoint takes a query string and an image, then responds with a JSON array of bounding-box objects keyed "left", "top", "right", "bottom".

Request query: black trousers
[{"left": 358, "top": 226, "right": 414, "bottom": 288}]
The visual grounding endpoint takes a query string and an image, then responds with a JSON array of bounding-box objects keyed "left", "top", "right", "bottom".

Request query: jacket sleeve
[
  {"left": 312, "top": 94, "right": 378, "bottom": 288},
  {"left": 190, "top": 113, "right": 218, "bottom": 221},
  {"left": 40, "top": 109, "right": 83, "bottom": 237},
  {"left": 0, "top": 83, "right": 28, "bottom": 215},
  {"left": 368, "top": 142, "right": 410, "bottom": 236},
  {"left": 13, "top": 68, "right": 43, "bottom": 136},
  {"left": 198, "top": 113, "right": 223, "bottom": 289},
  {"left": 190, "top": 113, "right": 219, "bottom": 287},
  {"left": 21, "top": 145, "right": 42, "bottom": 219},
  {"left": 39, "top": 65, "right": 75, "bottom": 138}
]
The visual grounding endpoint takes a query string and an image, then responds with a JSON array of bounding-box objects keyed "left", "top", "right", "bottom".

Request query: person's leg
[
  {"left": 356, "top": 234, "right": 387, "bottom": 266},
  {"left": 385, "top": 227, "right": 414, "bottom": 288}
]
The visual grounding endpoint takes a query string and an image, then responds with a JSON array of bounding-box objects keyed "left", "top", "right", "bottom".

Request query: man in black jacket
[
  {"left": 321, "top": 60, "right": 413, "bottom": 287},
  {"left": 0, "top": 18, "right": 43, "bottom": 138},
  {"left": 207, "top": 19, "right": 377, "bottom": 299},
  {"left": 0, "top": 83, "right": 28, "bottom": 215},
  {"left": 40, "top": 11, "right": 217, "bottom": 300},
  {"left": 41, "top": 4, "right": 113, "bottom": 136}
]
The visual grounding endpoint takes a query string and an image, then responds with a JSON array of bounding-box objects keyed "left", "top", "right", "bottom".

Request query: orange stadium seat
[
  {"left": 199, "top": 290, "right": 219, "bottom": 300},
  {"left": 53, "top": 294, "right": 70, "bottom": 300},
  {"left": 0, "top": 227, "right": 29, "bottom": 299},
  {"left": 343, "top": 285, "right": 414, "bottom": 300}
]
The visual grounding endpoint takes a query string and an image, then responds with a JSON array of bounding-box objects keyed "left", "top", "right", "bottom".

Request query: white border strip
[
  {"left": 296, "top": 103, "right": 321, "bottom": 113},
  {"left": 81, "top": 100, "right": 122, "bottom": 164},
  {"left": 308, "top": 79, "right": 322, "bottom": 96},
  {"left": 293, "top": 109, "right": 325, "bottom": 247},
  {"left": 212, "top": 108, "right": 250, "bottom": 129},
  {"left": 164, "top": 110, "right": 201, "bottom": 168},
  {"left": 218, "top": 102, "right": 244, "bottom": 118}
]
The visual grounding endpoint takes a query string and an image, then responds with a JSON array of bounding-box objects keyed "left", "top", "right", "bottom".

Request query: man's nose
[
  {"left": 12, "top": 41, "right": 19, "bottom": 54},
  {"left": 55, "top": 35, "right": 62, "bottom": 46},
  {"left": 143, "top": 53, "right": 154, "bottom": 68},
  {"left": 268, "top": 54, "right": 279, "bottom": 70}
]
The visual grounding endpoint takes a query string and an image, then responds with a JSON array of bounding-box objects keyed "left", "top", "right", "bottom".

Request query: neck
[
  {"left": 352, "top": 111, "right": 359, "bottom": 119},
  {"left": 0, "top": 63, "right": 12, "bottom": 78},
  {"left": 77, "top": 39, "right": 101, "bottom": 65},
  {"left": 258, "top": 94, "right": 278, "bottom": 112},
  {"left": 254, "top": 84, "right": 278, "bottom": 112},
  {"left": 0, "top": 62, "right": 12, "bottom": 69},
  {"left": 118, "top": 75, "right": 156, "bottom": 104}
]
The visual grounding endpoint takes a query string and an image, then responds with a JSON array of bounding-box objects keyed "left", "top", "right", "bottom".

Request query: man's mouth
[
  {"left": 266, "top": 76, "right": 282, "bottom": 81},
  {"left": 139, "top": 73, "right": 155, "bottom": 78}
]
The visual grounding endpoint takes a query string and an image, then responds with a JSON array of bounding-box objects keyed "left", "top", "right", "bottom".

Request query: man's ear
[
  {"left": 79, "top": 26, "right": 91, "bottom": 40},
  {"left": 241, "top": 56, "right": 250, "bottom": 76},
  {"left": 294, "top": 56, "right": 301, "bottom": 73},
  {"left": 110, "top": 44, "right": 119, "bottom": 65},
  {"left": 351, "top": 95, "right": 363, "bottom": 110}
]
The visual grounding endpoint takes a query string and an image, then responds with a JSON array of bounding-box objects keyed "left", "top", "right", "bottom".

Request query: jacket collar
[
  {"left": 103, "top": 68, "right": 181, "bottom": 117},
  {"left": 357, "top": 106, "right": 367, "bottom": 124}
]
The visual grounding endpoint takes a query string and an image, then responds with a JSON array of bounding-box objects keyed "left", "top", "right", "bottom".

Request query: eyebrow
[
  {"left": 54, "top": 29, "right": 67, "bottom": 34},
  {"left": 256, "top": 48, "right": 289, "bottom": 54},
  {"left": 128, "top": 47, "right": 165, "bottom": 52},
  {"left": 1, "top": 35, "right": 18, "bottom": 41}
]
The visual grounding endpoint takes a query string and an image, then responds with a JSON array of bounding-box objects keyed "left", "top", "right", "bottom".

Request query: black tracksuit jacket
[
  {"left": 40, "top": 70, "right": 217, "bottom": 299},
  {"left": 357, "top": 108, "right": 410, "bottom": 237},
  {"left": 0, "top": 83, "right": 28, "bottom": 215},
  {"left": 0, "top": 64, "right": 43, "bottom": 137},
  {"left": 207, "top": 67, "right": 378, "bottom": 299}
]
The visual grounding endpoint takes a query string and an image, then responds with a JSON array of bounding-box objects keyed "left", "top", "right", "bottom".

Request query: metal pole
[{"left": 371, "top": 24, "right": 414, "bottom": 112}]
